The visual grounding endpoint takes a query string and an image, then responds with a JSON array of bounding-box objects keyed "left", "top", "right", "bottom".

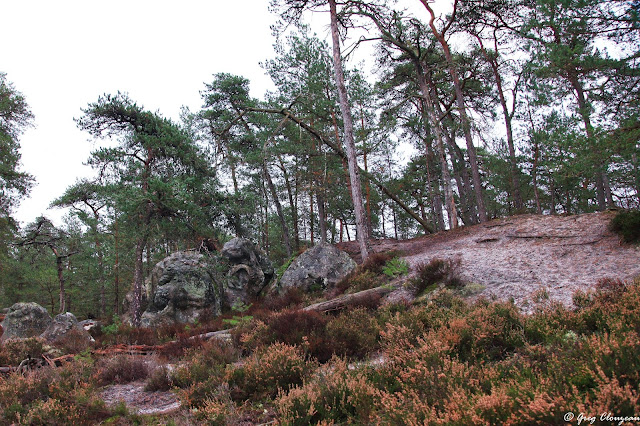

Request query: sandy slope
[{"left": 337, "top": 211, "right": 640, "bottom": 310}]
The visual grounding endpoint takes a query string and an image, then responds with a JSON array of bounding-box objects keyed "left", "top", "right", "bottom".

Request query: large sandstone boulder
[
  {"left": 222, "top": 238, "right": 274, "bottom": 306},
  {"left": 278, "top": 243, "right": 356, "bottom": 293},
  {"left": 0, "top": 302, "right": 52, "bottom": 342},
  {"left": 134, "top": 239, "right": 274, "bottom": 327},
  {"left": 40, "top": 312, "right": 92, "bottom": 344},
  {"left": 140, "top": 251, "right": 223, "bottom": 328}
]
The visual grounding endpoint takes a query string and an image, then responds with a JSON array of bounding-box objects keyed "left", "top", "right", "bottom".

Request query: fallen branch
[{"left": 304, "top": 282, "right": 403, "bottom": 313}]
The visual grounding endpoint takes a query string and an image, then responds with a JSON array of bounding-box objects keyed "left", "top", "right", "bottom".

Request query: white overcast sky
[{"left": 2, "top": 0, "right": 441, "bottom": 227}]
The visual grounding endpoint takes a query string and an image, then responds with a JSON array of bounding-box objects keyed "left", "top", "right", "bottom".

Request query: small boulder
[
  {"left": 278, "top": 243, "right": 356, "bottom": 293},
  {"left": 222, "top": 238, "right": 274, "bottom": 306},
  {"left": 40, "top": 312, "right": 92, "bottom": 344},
  {"left": 0, "top": 302, "right": 52, "bottom": 342}
]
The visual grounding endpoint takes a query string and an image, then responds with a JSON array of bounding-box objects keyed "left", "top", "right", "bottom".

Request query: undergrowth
[{"left": 2, "top": 276, "right": 640, "bottom": 424}]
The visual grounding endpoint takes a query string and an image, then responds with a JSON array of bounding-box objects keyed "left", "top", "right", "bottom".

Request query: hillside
[{"left": 338, "top": 211, "right": 640, "bottom": 310}]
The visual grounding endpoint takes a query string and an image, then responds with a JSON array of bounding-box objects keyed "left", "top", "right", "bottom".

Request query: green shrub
[
  {"left": 382, "top": 257, "right": 409, "bottom": 277},
  {"left": 609, "top": 209, "right": 640, "bottom": 243}
]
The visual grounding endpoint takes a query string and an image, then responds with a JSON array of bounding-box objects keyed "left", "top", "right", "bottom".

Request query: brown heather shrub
[
  {"left": 92, "top": 354, "right": 149, "bottom": 386},
  {"left": 361, "top": 251, "right": 395, "bottom": 274},
  {"left": 55, "top": 327, "right": 94, "bottom": 354},
  {"left": 145, "top": 365, "right": 172, "bottom": 392},
  {"left": 229, "top": 342, "right": 313, "bottom": 400},
  {"left": 331, "top": 251, "right": 402, "bottom": 297},
  {"left": 0, "top": 360, "right": 110, "bottom": 425},
  {"left": 170, "top": 340, "right": 238, "bottom": 408},
  {"left": 21, "top": 398, "right": 82, "bottom": 425},
  {"left": 408, "top": 257, "right": 464, "bottom": 295},
  {"left": 195, "top": 391, "right": 237, "bottom": 425},
  {"left": 265, "top": 309, "right": 331, "bottom": 362},
  {"left": 0, "top": 337, "right": 44, "bottom": 366},
  {"left": 276, "top": 357, "right": 377, "bottom": 425},
  {"left": 264, "top": 287, "right": 305, "bottom": 311},
  {"left": 325, "top": 307, "right": 380, "bottom": 359}
]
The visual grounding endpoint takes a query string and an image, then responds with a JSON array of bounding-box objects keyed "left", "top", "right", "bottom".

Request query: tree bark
[{"left": 328, "top": 0, "right": 370, "bottom": 261}]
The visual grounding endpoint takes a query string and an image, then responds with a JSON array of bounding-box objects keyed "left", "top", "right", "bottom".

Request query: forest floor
[{"left": 338, "top": 210, "right": 640, "bottom": 311}]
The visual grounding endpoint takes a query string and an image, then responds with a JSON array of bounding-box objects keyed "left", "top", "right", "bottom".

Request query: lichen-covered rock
[
  {"left": 40, "top": 312, "right": 92, "bottom": 343},
  {"left": 0, "top": 302, "right": 52, "bottom": 342},
  {"left": 278, "top": 243, "right": 356, "bottom": 293},
  {"left": 222, "top": 238, "right": 274, "bottom": 306},
  {"left": 140, "top": 251, "right": 223, "bottom": 328}
]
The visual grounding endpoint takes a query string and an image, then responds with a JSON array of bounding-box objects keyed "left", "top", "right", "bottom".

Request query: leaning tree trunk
[
  {"left": 328, "top": 0, "right": 370, "bottom": 261},
  {"left": 567, "top": 72, "right": 610, "bottom": 210},
  {"left": 415, "top": 62, "right": 458, "bottom": 229},
  {"left": 421, "top": 0, "right": 487, "bottom": 222}
]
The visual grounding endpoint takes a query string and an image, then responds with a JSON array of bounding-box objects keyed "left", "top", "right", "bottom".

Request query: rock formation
[
  {"left": 222, "top": 238, "right": 274, "bottom": 306},
  {"left": 139, "top": 251, "right": 223, "bottom": 328},
  {"left": 137, "top": 238, "right": 274, "bottom": 326},
  {"left": 40, "top": 312, "right": 92, "bottom": 343},
  {"left": 0, "top": 302, "right": 52, "bottom": 342},
  {"left": 278, "top": 243, "right": 356, "bottom": 293}
]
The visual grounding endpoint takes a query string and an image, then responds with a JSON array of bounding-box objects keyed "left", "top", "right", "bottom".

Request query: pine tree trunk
[
  {"left": 421, "top": 0, "right": 487, "bottom": 222},
  {"left": 131, "top": 235, "right": 147, "bottom": 327},
  {"left": 55, "top": 252, "right": 66, "bottom": 313},
  {"left": 328, "top": 0, "right": 370, "bottom": 261},
  {"left": 416, "top": 65, "right": 457, "bottom": 229},
  {"left": 567, "top": 72, "right": 608, "bottom": 210},
  {"left": 263, "top": 161, "right": 292, "bottom": 256},
  {"left": 474, "top": 34, "right": 523, "bottom": 211}
]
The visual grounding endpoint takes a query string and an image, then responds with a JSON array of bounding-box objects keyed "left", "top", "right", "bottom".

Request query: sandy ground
[
  {"left": 337, "top": 211, "right": 640, "bottom": 310},
  {"left": 100, "top": 380, "right": 181, "bottom": 415}
]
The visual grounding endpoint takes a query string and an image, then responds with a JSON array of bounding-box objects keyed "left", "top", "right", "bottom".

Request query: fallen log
[{"left": 304, "top": 282, "right": 403, "bottom": 313}]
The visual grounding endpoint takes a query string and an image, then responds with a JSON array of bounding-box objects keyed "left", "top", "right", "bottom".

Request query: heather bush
[
  {"left": 170, "top": 340, "right": 239, "bottom": 408},
  {"left": 0, "top": 360, "right": 109, "bottom": 425},
  {"left": 264, "top": 287, "right": 305, "bottom": 311},
  {"left": 92, "top": 354, "right": 149, "bottom": 386},
  {"left": 145, "top": 365, "right": 172, "bottom": 391},
  {"left": 21, "top": 398, "right": 82, "bottom": 425},
  {"left": 360, "top": 251, "right": 396, "bottom": 275},
  {"left": 0, "top": 337, "right": 44, "bottom": 365},
  {"left": 229, "top": 342, "right": 313, "bottom": 400},
  {"left": 195, "top": 391, "right": 237, "bottom": 425},
  {"left": 609, "top": 209, "right": 640, "bottom": 243},
  {"left": 345, "top": 269, "right": 379, "bottom": 292},
  {"left": 332, "top": 250, "right": 402, "bottom": 296},
  {"left": 276, "top": 357, "right": 377, "bottom": 425},
  {"left": 325, "top": 307, "right": 380, "bottom": 359},
  {"left": 408, "top": 257, "right": 464, "bottom": 295},
  {"left": 55, "top": 327, "right": 94, "bottom": 354}
]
